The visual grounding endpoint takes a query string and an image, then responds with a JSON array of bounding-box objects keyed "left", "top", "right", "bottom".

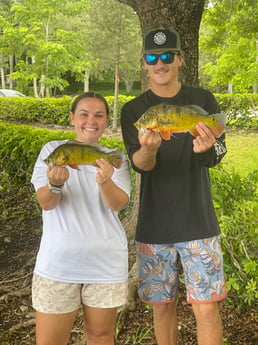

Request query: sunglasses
[{"left": 144, "top": 52, "right": 178, "bottom": 65}]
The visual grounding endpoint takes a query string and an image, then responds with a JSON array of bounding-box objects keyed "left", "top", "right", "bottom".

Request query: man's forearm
[{"left": 132, "top": 147, "right": 158, "bottom": 171}]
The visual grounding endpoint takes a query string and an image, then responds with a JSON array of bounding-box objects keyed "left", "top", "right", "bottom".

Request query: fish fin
[
  {"left": 160, "top": 130, "right": 172, "bottom": 140},
  {"left": 186, "top": 105, "right": 209, "bottom": 115},
  {"left": 213, "top": 112, "right": 227, "bottom": 126},
  {"left": 210, "top": 124, "right": 225, "bottom": 138},
  {"left": 69, "top": 163, "right": 80, "bottom": 170},
  {"left": 189, "top": 127, "right": 200, "bottom": 137},
  {"left": 112, "top": 150, "right": 123, "bottom": 169},
  {"left": 209, "top": 112, "right": 227, "bottom": 138},
  {"left": 113, "top": 158, "right": 123, "bottom": 169}
]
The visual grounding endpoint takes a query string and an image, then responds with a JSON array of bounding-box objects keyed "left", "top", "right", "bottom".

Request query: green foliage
[
  {"left": 0, "top": 96, "right": 72, "bottom": 124},
  {"left": 0, "top": 94, "right": 137, "bottom": 126},
  {"left": 0, "top": 121, "right": 129, "bottom": 185},
  {"left": 200, "top": 0, "right": 257, "bottom": 92},
  {"left": 0, "top": 0, "right": 90, "bottom": 96},
  {"left": 125, "top": 325, "right": 153, "bottom": 344},
  {"left": 1, "top": 93, "right": 257, "bottom": 129},
  {"left": 105, "top": 95, "right": 135, "bottom": 123},
  {"left": 215, "top": 93, "right": 258, "bottom": 128},
  {"left": 0, "top": 122, "right": 75, "bottom": 184},
  {"left": 210, "top": 166, "right": 258, "bottom": 307}
]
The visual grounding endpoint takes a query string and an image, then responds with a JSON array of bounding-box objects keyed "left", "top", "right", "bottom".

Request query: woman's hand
[
  {"left": 95, "top": 159, "right": 114, "bottom": 185},
  {"left": 47, "top": 166, "right": 70, "bottom": 186}
]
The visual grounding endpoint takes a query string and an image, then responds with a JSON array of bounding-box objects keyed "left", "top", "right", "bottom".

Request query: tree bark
[
  {"left": 118, "top": 0, "right": 205, "bottom": 87},
  {"left": 84, "top": 70, "right": 90, "bottom": 92},
  {"left": 0, "top": 67, "right": 6, "bottom": 89},
  {"left": 113, "top": 63, "right": 120, "bottom": 132}
]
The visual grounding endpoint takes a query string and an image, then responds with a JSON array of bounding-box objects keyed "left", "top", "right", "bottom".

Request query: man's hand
[
  {"left": 132, "top": 129, "right": 162, "bottom": 171},
  {"left": 193, "top": 122, "right": 216, "bottom": 153},
  {"left": 138, "top": 129, "right": 162, "bottom": 152}
]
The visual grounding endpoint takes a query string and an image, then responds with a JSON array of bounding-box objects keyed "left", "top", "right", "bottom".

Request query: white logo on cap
[{"left": 154, "top": 32, "right": 166, "bottom": 45}]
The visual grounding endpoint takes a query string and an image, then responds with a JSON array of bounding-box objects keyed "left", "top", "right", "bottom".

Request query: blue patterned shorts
[{"left": 136, "top": 236, "right": 227, "bottom": 304}]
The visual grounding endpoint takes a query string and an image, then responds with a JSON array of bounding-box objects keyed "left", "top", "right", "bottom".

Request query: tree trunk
[
  {"left": 228, "top": 81, "right": 233, "bottom": 94},
  {"left": 0, "top": 67, "right": 6, "bottom": 89},
  {"left": 39, "top": 75, "right": 45, "bottom": 98},
  {"left": 254, "top": 35, "right": 258, "bottom": 94},
  {"left": 9, "top": 55, "right": 14, "bottom": 89},
  {"left": 118, "top": 0, "right": 205, "bottom": 88},
  {"left": 84, "top": 70, "right": 90, "bottom": 92},
  {"left": 112, "top": 63, "right": 120, "bottom": 132},
  {"left": 32, "top": 57, "right": 39, "bottom": 98},
  {"left": 33, "top": 78, "right": 39, "bottom": 98}
]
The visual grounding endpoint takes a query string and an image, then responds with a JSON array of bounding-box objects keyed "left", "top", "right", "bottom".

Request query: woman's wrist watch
[{"left": 48, "top": 181, "right": 64, "bottom": 193}]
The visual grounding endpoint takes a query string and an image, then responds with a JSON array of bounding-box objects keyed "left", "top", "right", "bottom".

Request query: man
[{"left": 121, "top": 27, "right": 227, "bottom": 345}]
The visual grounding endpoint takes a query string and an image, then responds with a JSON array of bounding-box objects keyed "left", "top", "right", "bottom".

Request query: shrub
[
  {"left": 0, "top": 96, "right": 72, "bottom": 124},
  {"left": 210, "top": 166, "right": 258, "bottom": 306},
  {"left": 0, "top": 122, "right": 75, "bottom": 185},
  {"left": 1, "top": 93, "right": 257, "bottom": 129},
  {"left": 0, "top": 122, "right": 128, "bottom": 185},
  {"left": 215, "top": 93, "right": 258, "bottom": 128}
]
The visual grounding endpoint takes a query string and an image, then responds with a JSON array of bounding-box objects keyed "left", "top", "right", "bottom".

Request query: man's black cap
[{"left": 143, "top": 27, "right": 181, "bottom": 54}]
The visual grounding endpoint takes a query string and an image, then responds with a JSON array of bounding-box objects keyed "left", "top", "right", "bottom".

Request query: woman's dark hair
[{"left": 71, "top": 92, "right": 109, "bottom": 115}]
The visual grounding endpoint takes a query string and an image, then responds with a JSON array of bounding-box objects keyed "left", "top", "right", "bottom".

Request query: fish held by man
[
  {"left": 134, "top": 104, "right": 227, "bottom": 140},
  {"left": 44, "top": 140, "right": 123, "bottom": 170}
]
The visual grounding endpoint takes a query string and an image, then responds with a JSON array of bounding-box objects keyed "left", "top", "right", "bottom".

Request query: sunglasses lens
[
  {"left": 160, "top": 52, "right": 174, "bottom": 64},
  {"left": 144, "top": 54, "right": 158, "bottom": 65},
  {"left": 144, "top": 52, "right": 176, "bottom": 65}
]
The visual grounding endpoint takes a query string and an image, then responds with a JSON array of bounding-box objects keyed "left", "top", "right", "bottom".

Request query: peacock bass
[{"left": 134, "top": 104, "right": 227, "bottom": 140}]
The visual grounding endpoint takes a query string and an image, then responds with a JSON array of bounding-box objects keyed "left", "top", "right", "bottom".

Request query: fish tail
[
  {"left": 214, "top": 112, "right": 227, "bottom": 126},
  {"left": 110, "top": 150, "right": 123, "bottom": 169},
  {"left": 211, "top": 112, "right": 227, "bottom": 138}
]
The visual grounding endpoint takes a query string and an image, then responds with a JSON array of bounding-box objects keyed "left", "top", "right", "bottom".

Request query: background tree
[
  {"left": 0, "top": 0, "right": 90, "bottom": 96},
  {"left": 85, "top": 0, "right": 141, "bottom": 130},
  {"left": 200, "top": 0, "right": 258, "bottom": 93},
  {"left": 118, "top": 0, "right": 206, "bottom": 88}
]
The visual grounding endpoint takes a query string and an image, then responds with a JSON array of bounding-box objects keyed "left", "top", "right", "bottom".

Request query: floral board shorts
[
  {"left": 136, "top": 236, "right": 227, "bottom": 304},
  {"left": 32, "top": 274, "right": 128, "bottom": 314}
]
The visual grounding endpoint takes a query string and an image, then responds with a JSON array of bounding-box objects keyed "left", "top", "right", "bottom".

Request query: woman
[{"left": 31, "top": 92, "right": 131, "bottom": 345}]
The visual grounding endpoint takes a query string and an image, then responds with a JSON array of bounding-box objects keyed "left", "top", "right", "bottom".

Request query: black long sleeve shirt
[{"left": 121, "top": 86, "right": 227, "bottom": 244}]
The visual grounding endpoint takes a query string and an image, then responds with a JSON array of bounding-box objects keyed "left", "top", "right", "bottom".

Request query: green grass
[{"left": 221, "top": 129, "right": 258, "bottom": 176}]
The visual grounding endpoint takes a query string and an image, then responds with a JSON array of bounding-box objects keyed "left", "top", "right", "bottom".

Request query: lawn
[{"left": 220, "top": 129, "right": 258, "bottom": 176}]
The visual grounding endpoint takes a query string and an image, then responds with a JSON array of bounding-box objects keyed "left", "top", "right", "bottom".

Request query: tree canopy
[{"left": 0, "top": 0, "right": 257, "bottom": 95}]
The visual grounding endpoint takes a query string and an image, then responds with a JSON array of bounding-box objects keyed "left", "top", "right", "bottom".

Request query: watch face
[
  {"left": 50, "top": 187, "right": 62, "bottom": 193},
  {"left": 154, "top": 32, "right": 167, "bottom": 45},
  {"left": 48, "top": 181, "right": 63, "bottom": 193}
]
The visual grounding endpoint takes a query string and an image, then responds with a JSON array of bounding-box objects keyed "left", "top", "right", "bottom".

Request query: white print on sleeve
[{"left": 214, "top": 141, "right": 227, "bottom": 158}]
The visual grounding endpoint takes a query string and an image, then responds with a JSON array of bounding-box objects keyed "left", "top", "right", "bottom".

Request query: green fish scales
[{"left": 44, "top": 141, "right": 123, "bottom": 170}]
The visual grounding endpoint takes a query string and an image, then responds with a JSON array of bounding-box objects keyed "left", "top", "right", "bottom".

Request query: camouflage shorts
[{"left": 32, "top": 274, "right": 128, "bottom": 313}]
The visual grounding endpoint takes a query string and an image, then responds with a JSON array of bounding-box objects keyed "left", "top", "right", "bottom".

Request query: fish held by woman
[
  {"left": 134, "top": 104, "right": 227, "bottom": 140},
  {"left": 44, "top": 140, "right": 123, "bottom": 170}
]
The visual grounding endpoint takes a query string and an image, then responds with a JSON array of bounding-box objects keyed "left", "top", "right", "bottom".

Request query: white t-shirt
[{"left": 31, "top": 140, "right": 131, "bottom": 284}]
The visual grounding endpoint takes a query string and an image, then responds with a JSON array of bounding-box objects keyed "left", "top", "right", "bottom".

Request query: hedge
[
  {"left": 0, "top": 122, "right": 124, "bottom": 185},
  {"left": 0, "top": 93, "right": 257, "bottom": 128}
]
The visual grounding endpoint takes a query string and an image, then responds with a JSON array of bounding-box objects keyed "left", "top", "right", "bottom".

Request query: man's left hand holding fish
[{"left": 193, "top": 122, "right": 216, "bottom": 153}]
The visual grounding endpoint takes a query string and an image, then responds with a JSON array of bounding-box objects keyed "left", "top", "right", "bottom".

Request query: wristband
[{"left": 48, "top": 181, "right": 64, "bottom": 194}]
